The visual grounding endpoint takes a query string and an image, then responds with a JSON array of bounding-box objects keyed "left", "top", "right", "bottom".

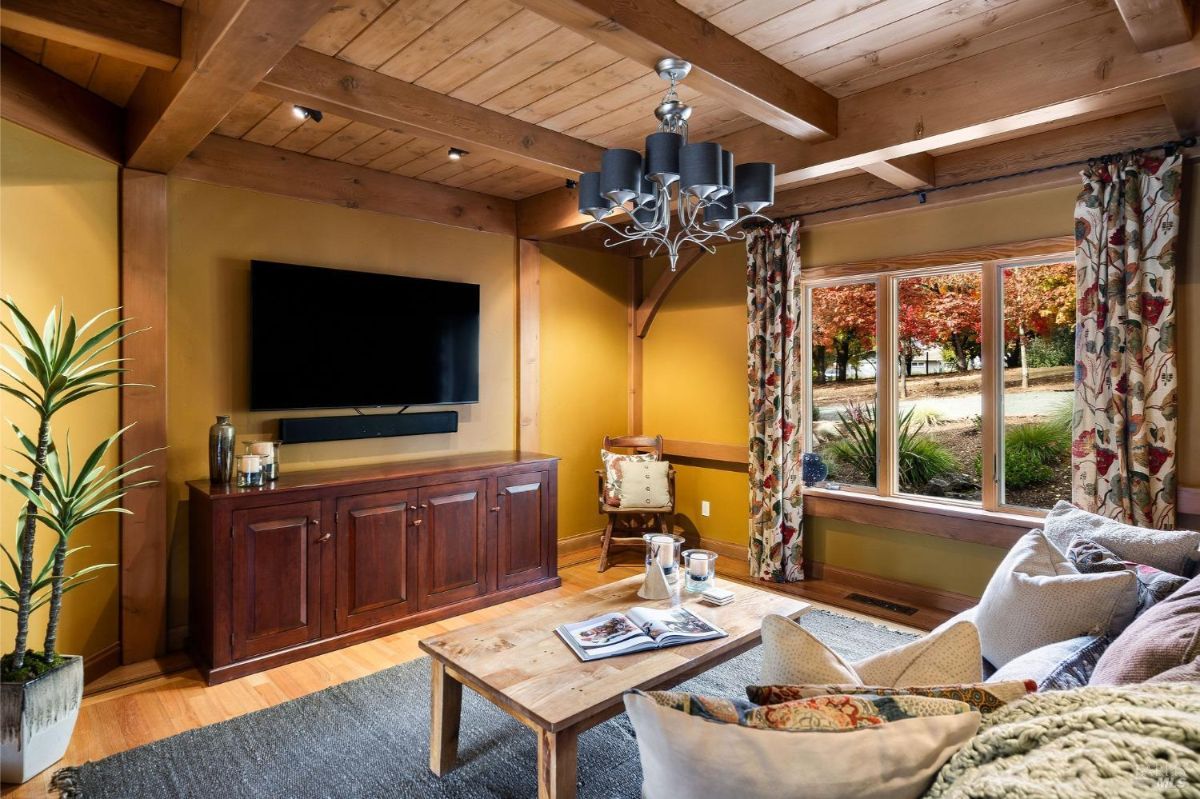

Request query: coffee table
[{"left": 419, "top": 574, "right": 809, "bottom": 799}]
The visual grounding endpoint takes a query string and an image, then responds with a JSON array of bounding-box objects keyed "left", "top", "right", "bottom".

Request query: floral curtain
[
  {"left": 1073, "top": 152, "right": 1182, "bottom": 529},
  {"left": 747, "top": 220, "right": 805, "bottom": 582}
]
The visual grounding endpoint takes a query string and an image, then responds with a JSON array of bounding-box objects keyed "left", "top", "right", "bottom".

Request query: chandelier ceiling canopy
[{"left": 576, "top": 58, "right": 776, "bottom": 270}]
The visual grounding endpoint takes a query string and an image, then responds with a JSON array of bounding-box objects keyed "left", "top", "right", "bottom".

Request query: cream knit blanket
[{"left": 926, "top": 683, "right": 1200, "bottom": 798}]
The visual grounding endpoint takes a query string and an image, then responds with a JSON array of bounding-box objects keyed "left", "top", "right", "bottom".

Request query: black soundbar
[{"left": 279, "top": 411, "right": 458, "bottom": 444}]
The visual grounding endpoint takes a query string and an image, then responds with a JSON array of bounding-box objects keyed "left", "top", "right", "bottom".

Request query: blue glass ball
[{"left": 802, "top": 452, "right": 828, "bottom": 487}]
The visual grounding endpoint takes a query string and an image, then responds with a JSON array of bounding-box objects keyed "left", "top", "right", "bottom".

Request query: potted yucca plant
[{"left": 0, "top": 299, "right": 154, "bottom": 784}]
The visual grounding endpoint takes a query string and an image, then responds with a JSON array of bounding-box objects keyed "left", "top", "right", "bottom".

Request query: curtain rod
[{"left": 756, "top": 135, "right": 1198, "bottom": 224}]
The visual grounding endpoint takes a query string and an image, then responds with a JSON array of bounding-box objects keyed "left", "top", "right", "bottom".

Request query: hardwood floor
[{"left": 3, "top": 559, "right": 920, "bottom": 798}]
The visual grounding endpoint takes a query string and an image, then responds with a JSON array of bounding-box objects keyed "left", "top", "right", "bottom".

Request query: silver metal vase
[{"left": 209, "top": 415, "right": 235, "bottom": 484}]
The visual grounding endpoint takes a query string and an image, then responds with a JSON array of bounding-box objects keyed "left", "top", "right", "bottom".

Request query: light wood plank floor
[{"left": 4, "top": 560, "right": 917, "bottom": 798}]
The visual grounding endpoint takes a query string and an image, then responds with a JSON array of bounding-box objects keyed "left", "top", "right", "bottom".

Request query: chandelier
[{"left": 576, "top": 58, "right": 776, "bottom": 270}]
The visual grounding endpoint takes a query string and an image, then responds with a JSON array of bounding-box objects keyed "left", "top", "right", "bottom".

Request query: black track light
[
  {"left": 448, "top": 147, "right": 469, "bottom": 160},
  {"left": 292, "top": 105, "right": 323, "bottom": 123}
]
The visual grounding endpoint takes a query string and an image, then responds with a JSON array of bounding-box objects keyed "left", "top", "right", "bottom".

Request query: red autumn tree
[
  {"left": 811, "top": 283, "right": 877, "bottom": 383},
  {"left": 1003, "top": 262, "right": 1075, "bottom": 387}
]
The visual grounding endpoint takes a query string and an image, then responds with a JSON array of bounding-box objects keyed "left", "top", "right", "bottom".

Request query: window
[{"left": 803, "top": 244, "right": 1076, "bottom": 515}]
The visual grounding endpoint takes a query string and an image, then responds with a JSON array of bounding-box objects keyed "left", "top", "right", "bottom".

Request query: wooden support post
[
  {"left": 119, "top": 169, "right": 169, "bottom": 664},
  {"left": 627, "top": 258, "right": 643, "bottom": 435},
  {"left": 519, "top": 240, "right": 541, "bottom": 452},
  {"left": 981, "top": 262, "right": 1002, "bottom": 510}
]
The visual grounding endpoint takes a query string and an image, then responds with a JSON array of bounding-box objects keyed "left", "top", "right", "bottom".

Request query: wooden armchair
[{"left": 596, "top": 435, "right": 676, "bottom": 572}]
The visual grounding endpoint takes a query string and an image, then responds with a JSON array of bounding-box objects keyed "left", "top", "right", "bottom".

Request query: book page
[
  {"left": 626, "top": 607, "right": 723, "bottom": 641},
  {"left": 562, "top": 612, "right": 646, "bottom": 648}
]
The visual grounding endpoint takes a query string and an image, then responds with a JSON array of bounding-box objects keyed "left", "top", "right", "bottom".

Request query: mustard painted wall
[
  {"left": 538, "top": 244, "right": 629, "bottom": 540},
  {"left": 0, "top": 121, "right": 120, "bottom": 658},
  {"left": 165, "top": 178, "right": 519, "bottom": 627},
  {"left": 642, "top": 184, "right": 1089, "bottom": 597}
]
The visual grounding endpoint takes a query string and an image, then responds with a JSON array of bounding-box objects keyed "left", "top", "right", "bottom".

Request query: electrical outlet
[{"left": 701, "top": 500, "right": 711, "bottom": 517}]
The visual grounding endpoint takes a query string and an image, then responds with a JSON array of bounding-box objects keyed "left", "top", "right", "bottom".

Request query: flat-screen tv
[{"left": 250, "top": 261, "right": 479, "bottom": 411}]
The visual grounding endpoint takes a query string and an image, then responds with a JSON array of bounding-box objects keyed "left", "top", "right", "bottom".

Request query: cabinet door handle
[
  {"left": 490, "top": 506, "right": 501, "bottom": 512},
  {"left": 412, "top": 519, "right": 423, "bottom": 526},
  {"left": 316, "top": 531, "right": 332, "bottom": 543}
]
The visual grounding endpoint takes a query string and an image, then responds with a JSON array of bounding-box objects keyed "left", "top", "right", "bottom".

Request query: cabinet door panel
[
  {"left": 418, "top": 479, "right": 487, "bottom": 609},
  {"left": 497, "top": 470, "right": 550, "bottom": 590},
  {"left": 335, "top": 490, "right": 417, "bottom": 632},
  {"left": 231, "top": 501, "right": 323, "bottom": 660}
]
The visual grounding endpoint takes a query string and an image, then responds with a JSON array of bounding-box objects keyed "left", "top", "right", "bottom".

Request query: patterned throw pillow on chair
[
  {"left": 600, "top": 449, "right": 657, "bottom": 507},
  {"left": 758, "top": 613, "right": 984, "bottom": 686},
  {"left": 615, "top": 460, "right": 670, "bottom": 508}
]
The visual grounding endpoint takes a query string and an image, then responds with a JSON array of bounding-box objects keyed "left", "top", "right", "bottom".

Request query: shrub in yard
[
  {"left": 1002, "top": 411, "right": 1071, "bottom": 488},
  {"left": 1004, "top": 445, "right": 1055, "bottom": 488},
  {"left": 1026, "top": 328, "right": 1074, "bottom": 368},
  {"left": 825, "top": 400, "right": 959, "bottom": 490}
]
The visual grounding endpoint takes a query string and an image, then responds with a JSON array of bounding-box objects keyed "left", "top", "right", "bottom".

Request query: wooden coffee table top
[{"left": 418, "top": 575, "right": 809, "bottom": 732}]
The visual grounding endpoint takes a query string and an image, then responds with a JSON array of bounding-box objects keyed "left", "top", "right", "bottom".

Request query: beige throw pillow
[
  {"left": 600, "top": 449, "right": 657, "bottom": 507},
  {"left": 759, "top": 614, "right": 983, "bottom": 686},
  {"left": 974, "top": 529, "right": 1137, "bottom": 668},
  {"left": 625, "top": 691, "right": 980, "bottom": 799},
  {"left": 616, "top": 460, "right": 670, "bottom": 509}
]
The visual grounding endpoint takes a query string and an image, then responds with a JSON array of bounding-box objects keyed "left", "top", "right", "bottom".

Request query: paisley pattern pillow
[
  {"left": 600, "top": 449, "right": 657, "bottom": 507},
  {"left": 1068, "top": 537, "right": 1188, "bottom": 615},
  {"left": 745, "top": 681, "right": 1035, "bottom": 715},
  {"left": 635, "top": 689, "right": 971, "bottom": 732}
]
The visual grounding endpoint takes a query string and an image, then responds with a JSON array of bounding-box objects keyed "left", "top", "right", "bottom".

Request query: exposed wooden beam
[
  {"left": 1162, "top": 89, "right": 1200, "bottom": 135},
  {"left": 718, "top": 10, "right": 1200, "bottom": 187},
  {"left": 1112, "top": 0, "right": 1194, "bottom": 52},
  {"left": 513, "top": 0, "right": 836, "bottom": 140},
  {"left": 125, "top": 0, "right": 333, "bottom": 172},
  {"left": 1, "top": 0, "right": 180, "bottom": 70},
  {"left": 172, "top": 135, "right": 516, "bottom": 235},
  {"left": 258, "top": 47, "right": 602, "bottom": 179},
  {"left": 119, "top": 168, "right": 169, "bottom": 664},
  {"left": 635, "top": 247, "right": 704, "bottom": 337},
  {"left": 518, "top": 240, "right": 541, "bottom": 451},
  {"left": 662, "top": 439, "right": 748, "bottom": 465},
  {"left": 518, "top": 106, "right": 1181, "bottom": 240},
  {"left": 0, "top": 47, "right": 122, "bottom": 162},
  {"left": 861, "top": 154, "right": 935, "bottom": 190}
]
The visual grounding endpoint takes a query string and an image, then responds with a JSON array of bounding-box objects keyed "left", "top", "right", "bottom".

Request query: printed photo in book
[{"left": 556, "top": 606, "right": 726, "bottom": 662}]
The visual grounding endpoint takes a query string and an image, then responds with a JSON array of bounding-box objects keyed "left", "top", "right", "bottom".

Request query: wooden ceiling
[{"left": 0, "top": 0, "right": 1196, "bottom": 212}]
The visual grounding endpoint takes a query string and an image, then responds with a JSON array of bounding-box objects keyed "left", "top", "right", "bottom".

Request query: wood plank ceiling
[{"left": 0, "top": 0, "right": 1168, "bottom": 201}]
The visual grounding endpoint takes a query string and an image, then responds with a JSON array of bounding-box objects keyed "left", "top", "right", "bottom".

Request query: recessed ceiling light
[
  {"left": 292, "top": 105, "right": 324, "bottom": 123},
  {"left": 448, "top": 147, "right": 468, "bottom": 160}
]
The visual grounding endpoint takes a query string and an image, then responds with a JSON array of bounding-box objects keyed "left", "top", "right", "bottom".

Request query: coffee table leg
[
  {"left": 537, "top": 725, "right": 578, "bottom": 799},
  {"left": 429, "top": 659, "right": 462, "bottom": 776}
]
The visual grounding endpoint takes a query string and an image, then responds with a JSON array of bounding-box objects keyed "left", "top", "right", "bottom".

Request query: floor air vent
[{"left": 845, "top": 593, "right": 919, "bottom": 616}]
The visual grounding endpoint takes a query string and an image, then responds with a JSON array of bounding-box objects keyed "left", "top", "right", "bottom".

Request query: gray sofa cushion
[
  {"left": 1043, "top": 500, "right": 1200, "bottom": 576},
  {"left": 987, "top": 635, "right": 1109, "bottom": 691}
]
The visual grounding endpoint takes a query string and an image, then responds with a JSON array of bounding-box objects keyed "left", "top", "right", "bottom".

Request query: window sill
[{"left": 802, "top": 487, "right": 1042, "bottom": 549}]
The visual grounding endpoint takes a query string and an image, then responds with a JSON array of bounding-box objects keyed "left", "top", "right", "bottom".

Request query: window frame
[{"left": 801, "top": 237, "right": 1074, "bottom": 522}]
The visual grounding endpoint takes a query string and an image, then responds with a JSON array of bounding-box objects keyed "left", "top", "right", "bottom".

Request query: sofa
[{"left": 624, "top": 501, "right": 1200, "bottom": 799}]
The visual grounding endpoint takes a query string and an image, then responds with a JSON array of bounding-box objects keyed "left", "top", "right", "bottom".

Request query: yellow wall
[
  {"left": 538, "top": 244, "right": 629, "bottom": 539},
  {"left": 165, "top": 178, "right": 521, "bottom": 626},
  {"left": 0, "top": 121, "right": 120, "bottom": 658},
  {"left": 643, "top": 184, "right": 1085, "bottom": 597}
]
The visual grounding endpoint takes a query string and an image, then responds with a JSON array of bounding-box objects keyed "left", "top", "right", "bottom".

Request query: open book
[{"left": 556, "top": 606, "right": 727, "bottom": 662}]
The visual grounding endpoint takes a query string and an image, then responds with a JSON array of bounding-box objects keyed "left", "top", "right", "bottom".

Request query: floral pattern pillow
[
  {"left": 600, "top": 449, "right": 658, "bottom": 507},
  {"left": 634, "top": 689, "right": 971, "bottom": 732},
  {"left": 745, "top": 681, "right": 1035, "bottom": 715}
]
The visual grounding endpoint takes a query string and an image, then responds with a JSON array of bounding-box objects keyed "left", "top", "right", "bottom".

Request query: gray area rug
[{"left": 54, "top": 609, "right": 916, "bottom": 798}]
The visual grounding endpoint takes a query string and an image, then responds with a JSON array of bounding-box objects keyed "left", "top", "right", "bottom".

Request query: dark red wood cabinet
[{"left": 189, "top": 452, "right": 558, "bottom": 684}]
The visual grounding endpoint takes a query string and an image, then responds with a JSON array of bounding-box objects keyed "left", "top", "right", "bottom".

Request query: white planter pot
[{"left": 1, "top": 655, "right": 83, "bottom": 784}]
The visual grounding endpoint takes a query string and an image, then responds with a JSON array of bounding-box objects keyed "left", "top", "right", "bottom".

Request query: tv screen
[{"left": 250, "top": 261, "right": 479, "bottom": 411}]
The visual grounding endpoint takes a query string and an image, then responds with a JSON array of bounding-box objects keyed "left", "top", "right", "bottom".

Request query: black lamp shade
[
  {"left": 734, "top": 162, "right": 774, "bottom": 212},
  {"left": 679, "top": 142, "right": 722, "bottom": 199},
  {"left": 645, "top": 131, "right": 682, "bottom": 185},
  {"left": 577, "top": 171, "right": 612, "bottom": 219},
  {"left": 600, "top": 149, "right": 642, "bottom": 205},
  {"left": 715, "top": 150, "right": 734, "bottom": 198},
  {"left": 704, "top": 192, "right": 737, "bottom": 230},
  {"left": 632, "top": 202, "right": 656, "bottom": 225}
]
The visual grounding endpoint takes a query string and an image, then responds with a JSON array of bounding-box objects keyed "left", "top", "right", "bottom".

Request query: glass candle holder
[
  {"left": 683, "top": 549, "right": 718, "bottom": 593},
  {"left": 237, "top": 454, "right": 263, "bottom": 487},
  {"left": 643, "top": 533, "right": 684, "bottom": 583},
  {"left": 246, "top": 440, "right": 280, "bottom": 481}
]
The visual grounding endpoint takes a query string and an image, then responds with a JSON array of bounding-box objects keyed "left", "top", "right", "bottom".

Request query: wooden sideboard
[{"left": 188, "top": 451, "right": 559, "bottom": 684}]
